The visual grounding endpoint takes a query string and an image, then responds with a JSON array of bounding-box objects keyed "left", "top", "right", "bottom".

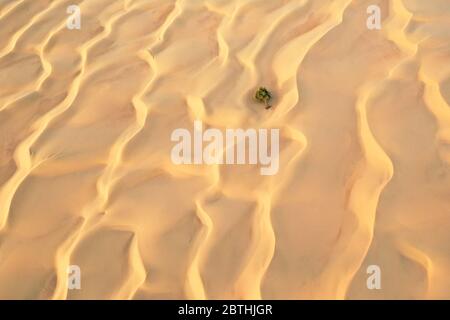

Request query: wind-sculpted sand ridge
[{"left": 0, "top": 0, "right": 449, "bottom": 299}]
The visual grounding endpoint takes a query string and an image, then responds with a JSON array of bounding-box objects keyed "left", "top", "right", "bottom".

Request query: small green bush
[{"left": 255, "top": 87, "right": 273, "bottom": 109}]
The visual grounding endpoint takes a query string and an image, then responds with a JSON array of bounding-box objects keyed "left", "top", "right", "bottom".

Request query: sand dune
[{"left": 0, "top": 0, "right": 449, "bottom": 299}]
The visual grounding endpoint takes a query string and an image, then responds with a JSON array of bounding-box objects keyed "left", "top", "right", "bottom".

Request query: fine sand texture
[{"left": 0, "top": 0, "right": 450, "bottom": 299}]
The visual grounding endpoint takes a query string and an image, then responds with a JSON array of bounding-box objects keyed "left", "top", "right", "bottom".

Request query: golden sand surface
[{"left": 0, "top": 0, "right": 449, "bottom": 299}]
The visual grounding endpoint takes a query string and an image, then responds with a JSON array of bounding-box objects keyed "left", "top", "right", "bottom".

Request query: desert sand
[{"left": 0, "top": 0, "right": 449, "bottom": 299}]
